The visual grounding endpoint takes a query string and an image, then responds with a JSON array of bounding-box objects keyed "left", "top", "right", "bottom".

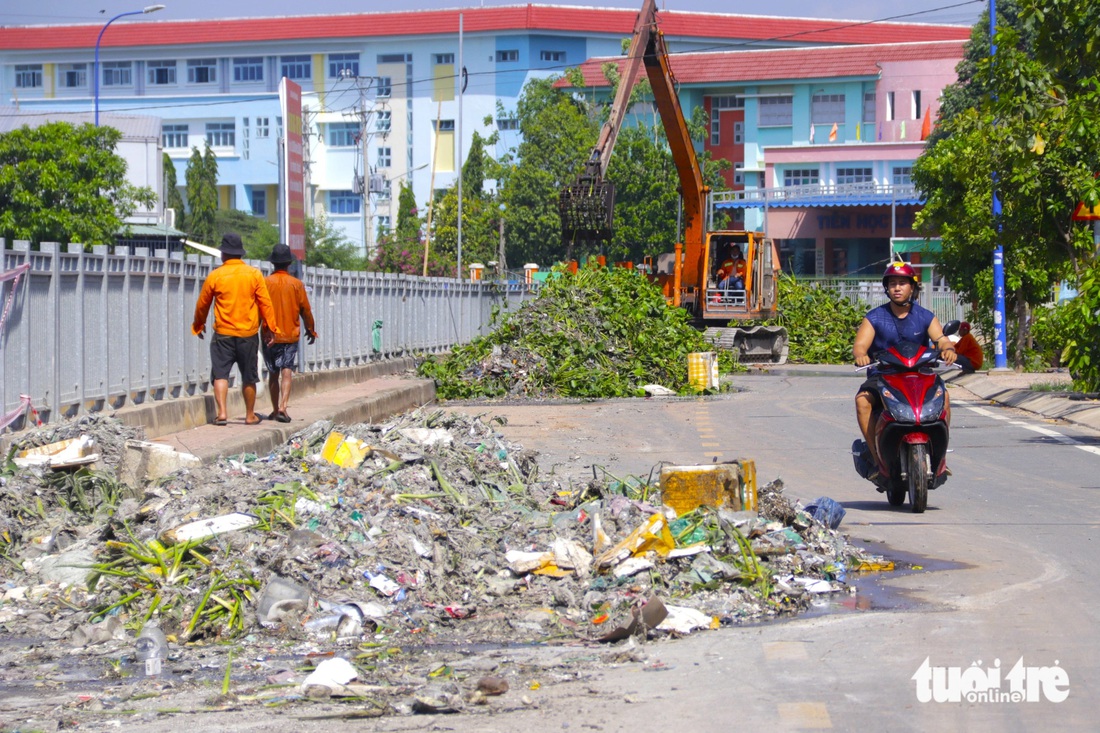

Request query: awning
[{"left": 891, "top": 237, "right": 941, "bottom": 253}]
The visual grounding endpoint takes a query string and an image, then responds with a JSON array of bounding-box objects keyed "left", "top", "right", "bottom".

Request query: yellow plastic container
[
  {"left": 659, "top": 459, "right": 758, "bottom": 516},
  {"left": 687, "top": 352, "right": 719, "bottom": 390}
]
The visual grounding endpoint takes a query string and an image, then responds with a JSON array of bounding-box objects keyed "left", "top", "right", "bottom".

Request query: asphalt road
[{"left": 431, "top": 370, "right": 1099, "bottom": 731}]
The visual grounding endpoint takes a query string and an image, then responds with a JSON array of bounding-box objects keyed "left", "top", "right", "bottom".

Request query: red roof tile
[
  {"left": 0, "top": 5, "right": 970, "bottom": 51},
  {"left": 561, "top": 40, "right": 967, "bottom": 87}
]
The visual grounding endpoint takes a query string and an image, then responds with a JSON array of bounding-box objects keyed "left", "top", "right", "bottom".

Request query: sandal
[
  {"left": 276, "top": 411, "right": 292, "bottom": 423},
  {"left": 213, "top": 418, "right": 227, "bottom": 426},
  {"left": 245, "top": 415, "right": 264, "bottom": 425}
]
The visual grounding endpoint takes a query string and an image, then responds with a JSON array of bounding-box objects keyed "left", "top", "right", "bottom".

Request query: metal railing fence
[
  {"left": 806, "top": 277, "right": 968, "bottom": 325},
  {"left": 0, "top": 240, "right": 536, "bottom": 427}
]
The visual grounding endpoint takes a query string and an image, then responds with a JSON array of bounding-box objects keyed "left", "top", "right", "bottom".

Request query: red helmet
[
  {"left": 959, "top": 321, "right": 971, "bottom": 335},
  {"left": 882, "top": 262, "right": 920, "bottom": 300}
]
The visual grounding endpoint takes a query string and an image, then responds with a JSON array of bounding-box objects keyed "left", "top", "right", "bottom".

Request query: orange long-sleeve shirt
[
  {"left": 262, "top": 270, "right": 316, "bottom": 344},
  {"left": 955, "top": 332, "right": 984, "bottom": 370},
  {"left": 192, "top": 259, "right": 279, "bottom": 339}
]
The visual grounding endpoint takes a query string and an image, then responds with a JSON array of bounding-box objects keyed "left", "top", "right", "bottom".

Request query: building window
[
  {"left": 540, "top": 50, "right": 565, "bottom": 63},
  {"left": 376, "top": 110, "right": 391, "bottom": 132},
  {"left": 376, "top": 179, "right": 391, "bottom": 201},
  {"left": 147, "top": 60, "right": 177, "bottom": 85},
  {"left": 433, "top": 53, "right": 455, "bottom": 65},
  {"left": 377, "top": 76, "right": 392, "bottom": 97},
  {"left": 251, "top": 189, "right": 267, "bottom": 217},
  {"left": 59, "top": 63, "right": 87, "bottom": 89},
  {"left": 206, "top": 122, "right": 235, "bottom": 147},
  {"left": 783, "top": 168, "right": 819, "bottom": 187},
  {"left": 186, "top": 58, "right": 217, "bottom": 84},
  {"left": 811, "top": 93, "right": 845, "bottom": 124},
  {"left": 913, "top": 90, "right": 922, "bottom": 117},
  {"left": 710, "top": 114, "right": 720, "bottom": 145},
  {"left": 435, "top": 119, "right": 455, "bottom": 132},
  {"left": 733, "top": 162, "right": 745, "bottom": 186},
  {"left": 758, "top": 96, "right": 793, "bottom": 126},
  {"left": 886, "top": 91, "right": 895, "bottom": 121},
  {"left": 710, "top": 95, "right": 743, "bottom": 109},
  {"left": 162, "top": 124, "right": 188, "bottom": 149},
  {"left": 328, "top": 190, "right": 360, "bottom": 215},
  {"left": 280, "top": 55, "right": 311, "bottom": 81},
  {"left": 256, "top": 117, "right": 270, "bottom": 138},
  {"left": 329, "top": 52, "right": 360, "bottom": 78},
  {"left": 836, "top": 167, "right": 873, "bottom": 185},
  {"left": 233, "top": 57, "right": 264, "bottom": 82},
  {"left": 496, "top": 50, "right": 518, "bottom": 62},
  {"left": 893, "top": 166, "right": 913, "bottom": 185},
  {"left": 276, "top": 116, "right": 283, "bottom": 138},
  {"left": 327, "top": 122, "right": 359, "bottom": 147},
  {"left": 102, "top": 61, "right": 132, "bottom": 87},
  {"left": 242, "top": 118, "right": 250, "bottom": 159},
  {"left": 377, "top": 147, "right": 392, "bottom": 168},
  {"left": 734, "top": 121, "right": 744, "bottom": 145},
  {"left": 14, "top": 64, "right": 43, "bottom": 89},
  {"left": 863, "top": 92, "right": 876, "bottom": 123},
  {"left": 497, "top": 117, "right": 518, "bottom": 131},
  {"left": 376, "top": 215, "right": 391, "bottom": 232}
]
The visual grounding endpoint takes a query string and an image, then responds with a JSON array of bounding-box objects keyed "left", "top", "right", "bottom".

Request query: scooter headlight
[
  {"left": 880, "top": 386, "right": 916, "bottom": 422},
  {"left": 919, "top": 384, "right": 946, "bottom": 423}
]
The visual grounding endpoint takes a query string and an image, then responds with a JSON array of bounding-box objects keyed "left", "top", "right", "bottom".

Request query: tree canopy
[
  {"left": 0, "top": 122, "right": 155, "bottom": 246},
  {"left": 913, "top": 0, "right": 1100, "bottom": 368}
]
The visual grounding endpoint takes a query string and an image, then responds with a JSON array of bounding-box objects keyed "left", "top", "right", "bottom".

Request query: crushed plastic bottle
[{"left": 135, "top": 623, "right": 168, "bottom": 676}]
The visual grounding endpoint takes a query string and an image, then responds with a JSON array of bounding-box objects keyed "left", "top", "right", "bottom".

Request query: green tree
[
  {"left": 500, "top": 76, "right": 597, "bottom": 266},
  {"left": 304, "top": 215, "right": 366, "bottom": 270},
  {"left": 372, "top": 182, "right": 448, "bottom": 275},
  {"left": 185, "top": 142, "right": 218, "bottom": 246},
  {"left": 221, "top": 209, "right": 280, "bottom": 260},
  {"left": 0, "top": 122, "right": 155, "bottom": 246},
  {"left": 163, "top": 153, "right": 186, "bottom": 231},
  {"left": 432, "top": 131, "right": 502, "bottom": 273},
  {"left": 913, "top": 0, "right": 1100, "bottom": 368}
]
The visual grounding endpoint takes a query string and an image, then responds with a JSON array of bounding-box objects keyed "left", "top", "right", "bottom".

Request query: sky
[{"left": 0, "top": 0, "right": 985, "bottom": 28}]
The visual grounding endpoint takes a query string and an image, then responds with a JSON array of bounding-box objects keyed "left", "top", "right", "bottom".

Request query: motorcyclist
[{"left": 853, "top": 262, "right": 957, "bottom": 468}]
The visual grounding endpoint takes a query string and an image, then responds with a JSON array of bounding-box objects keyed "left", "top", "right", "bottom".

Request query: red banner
[{"left": 280, "top": 78, "right": 306, "bottom": 260}]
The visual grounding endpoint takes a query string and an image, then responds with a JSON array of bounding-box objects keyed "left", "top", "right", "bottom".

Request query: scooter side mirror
[{"left": 942, "top": 320, "right": 961, "bottom": 337}]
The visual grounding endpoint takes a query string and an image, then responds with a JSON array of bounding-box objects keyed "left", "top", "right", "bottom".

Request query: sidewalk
[{"left": 118, "top": 357, "right": 435, "bottom": 463}]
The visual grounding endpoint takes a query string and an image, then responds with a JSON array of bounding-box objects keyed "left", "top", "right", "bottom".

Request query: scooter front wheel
[{"left": 907, "top": 442, "right": 930, "bottom": 513}]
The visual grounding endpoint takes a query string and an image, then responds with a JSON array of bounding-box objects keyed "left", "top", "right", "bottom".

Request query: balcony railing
[{"left": 712, "top": 183, "right": 921, "bottom": 208}]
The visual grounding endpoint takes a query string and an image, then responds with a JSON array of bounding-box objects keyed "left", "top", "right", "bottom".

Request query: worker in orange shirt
[
  {"left": 954, "top": 321, "right": 984, "bottom": 373},
  {"left": 261, "top": 244, "right": 317, "bottom": 423},
  {"left": 192, "top": 233, "right": 280, "bottom": 426}
]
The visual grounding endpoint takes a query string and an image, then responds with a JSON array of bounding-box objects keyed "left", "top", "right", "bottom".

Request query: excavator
[{"left": 558, "top": 0, "right": 788, "bottom": 364}]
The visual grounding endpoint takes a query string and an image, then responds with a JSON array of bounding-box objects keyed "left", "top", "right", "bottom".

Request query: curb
[
  {"left": 949, "top": 373, "right": 1100, "bottom": 432},
  {"left": 111, "top": 357, "right": 423, "bottom": 440},
  {"left": 179, "top": 378, "right": 437, "bottom": 462}
]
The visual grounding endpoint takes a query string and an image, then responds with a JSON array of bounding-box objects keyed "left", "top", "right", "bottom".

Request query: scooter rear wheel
[{"left": 907, "top": 443, "right": 930, "bottom": 513}]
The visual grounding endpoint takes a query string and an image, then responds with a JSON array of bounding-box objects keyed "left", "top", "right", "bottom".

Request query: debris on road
[
  {"left": 417, "top": 265, "right": 737, "bottom": 399},
  {"left": 0, "top": 408, "right": 892, "bottom": 725}
]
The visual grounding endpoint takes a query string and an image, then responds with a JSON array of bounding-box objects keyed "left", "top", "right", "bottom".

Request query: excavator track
[{"left": 703, "top": 325, "right": 789, "bottom": 365}]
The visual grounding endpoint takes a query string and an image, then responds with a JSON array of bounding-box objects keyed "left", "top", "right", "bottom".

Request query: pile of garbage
[
  {"left": 418, "top": 265, "right": 735, "bottom": 399},
  {"left": 0, "top": 410, "right": 891, "bottom": 719}
]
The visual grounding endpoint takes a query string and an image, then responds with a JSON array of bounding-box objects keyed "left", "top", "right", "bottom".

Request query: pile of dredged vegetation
[{"left": 419, "top": 264, "right": 734, "bottom": 399}]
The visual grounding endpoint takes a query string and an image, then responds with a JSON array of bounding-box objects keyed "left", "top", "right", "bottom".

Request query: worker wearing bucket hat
[{"left": 191, "top": 233, "right": 280, "bottom": 426}]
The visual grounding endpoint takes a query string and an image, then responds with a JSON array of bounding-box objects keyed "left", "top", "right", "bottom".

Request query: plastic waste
[
  {"left": 135, "top": 623, "right": 168, "bottom": 676},
  {"left": 805, "top": 496, "right": 846, "bottom": 530}
]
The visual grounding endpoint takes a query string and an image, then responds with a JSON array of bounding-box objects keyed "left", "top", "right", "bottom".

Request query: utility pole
[{"left": 342, "top": 70, "right": 384, "bottom": 258}]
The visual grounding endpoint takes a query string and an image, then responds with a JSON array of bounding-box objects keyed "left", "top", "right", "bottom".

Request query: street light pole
[
  {"left": 94, "top": 4, "right": 165, "bottom": 126},
  {"left": 989, "top": 0, "right": 1008, "bottom": 369}
]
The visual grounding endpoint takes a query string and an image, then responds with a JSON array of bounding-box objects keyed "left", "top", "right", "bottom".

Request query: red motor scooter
[{"left": 853, "top": 322, "right": 960, "bottom": 513}]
